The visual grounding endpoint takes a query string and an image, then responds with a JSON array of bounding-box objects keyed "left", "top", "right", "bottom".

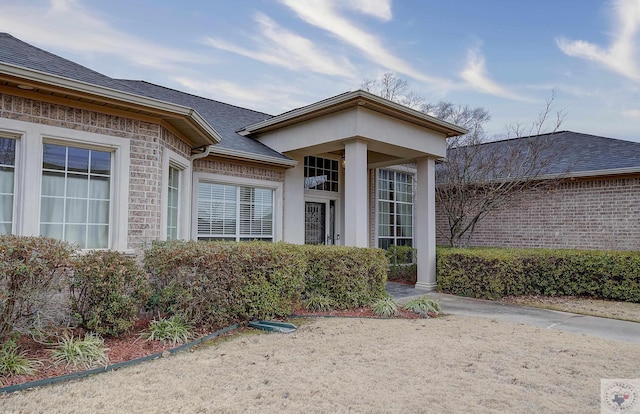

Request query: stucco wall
[{"left": 435, "top": 176, "right": 640, "bottom": 250}]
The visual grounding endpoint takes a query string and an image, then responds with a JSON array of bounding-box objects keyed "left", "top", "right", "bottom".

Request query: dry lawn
[
  {"left": 503, "top": 296, "right": 640, "bottom": 323},
  {"left": 1, "top": 315, "right": 639, "bottom": 413}
]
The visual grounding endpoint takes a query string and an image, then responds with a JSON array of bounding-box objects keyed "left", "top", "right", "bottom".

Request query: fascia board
[
  {"left": 239, "top": 90, "right": 468, "bottom": 137},
  {"left": 0, "top": 63, "right": 221, "bottom": 144},
  {"left": 208, "top": 146, "right": 298, "bottom": 168}
]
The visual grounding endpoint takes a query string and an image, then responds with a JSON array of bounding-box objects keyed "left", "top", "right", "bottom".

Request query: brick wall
[
  {"left": 435, "top": 176, "right": 640, "bottom": 250},
  {"left": 0, "top": 92, "right": 189, "bottom": 252},
  {"left": 194, "top": 158, "right": 285, "bottom": 182}
]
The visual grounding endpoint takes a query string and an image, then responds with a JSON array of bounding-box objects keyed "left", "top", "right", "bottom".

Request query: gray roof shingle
[
  {"left": 0, "top": 33, "right": 289, "bottom": 161},
  {"left": 0, "top": 33, "right": 138, "bottom": 93},
  {"left": 445, "top": 131, "right": 640, "bottom": 178},
  {"left": 117, "top": 80, "right": 288, "bottom": 160}
]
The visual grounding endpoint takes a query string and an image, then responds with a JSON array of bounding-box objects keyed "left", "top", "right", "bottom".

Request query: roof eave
[
  {"left": 207, "top": 146, "right": 298, "bottom": 168},
  {"left": 238, "top": 90, "right": 468, "bottom": 137},
  {"left": 544, "top": 166, "right": 640, "bottom": 180},
  {"left": 0, "top": 62, "right": 221, "bottom": 146}
]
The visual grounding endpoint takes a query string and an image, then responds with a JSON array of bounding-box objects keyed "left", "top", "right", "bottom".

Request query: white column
[
  {"left": 344, "top": 140, "right": 368, "bottom": 247},
  {"left": 283, "top": 154, "right": 305, "bottom": 244},
  {"left": 415, "top": 157, "right": 437, "bottom": 291}
]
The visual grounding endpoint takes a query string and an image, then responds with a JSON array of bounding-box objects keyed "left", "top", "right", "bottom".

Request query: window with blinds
[{"left": 197, "top": 182, "right": 273, "bottom": 242}]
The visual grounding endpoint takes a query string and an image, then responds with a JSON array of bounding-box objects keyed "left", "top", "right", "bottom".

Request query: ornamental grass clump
[
  {"left": 372, "top": 296, "right": 399, "bottom": 318},
  {"left": 0, "top": 339, "right": 40, "bottom": 376},
  {"left": 50, "top": 332, "right": 109, "bottom": 369},
  {"left": 143, "top": 315, "right": 193, "bottom": 346},
  {"left": 404, "top": 296, "right": 443, "bottom": 315},
  {"left": 303, "top": 294, "right": 334, "bottom": 312}
]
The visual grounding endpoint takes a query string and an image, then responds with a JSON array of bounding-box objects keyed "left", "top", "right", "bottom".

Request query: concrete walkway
[{"left": 386, "top": 282, "right": 640, "bottom": 344}]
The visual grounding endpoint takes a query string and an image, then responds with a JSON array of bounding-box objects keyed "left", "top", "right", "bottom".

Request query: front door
[{"left": 305, "top": 200, "right": 335, "bottom": 245}]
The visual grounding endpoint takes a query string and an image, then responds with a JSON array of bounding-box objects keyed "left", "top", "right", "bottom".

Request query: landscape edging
[{"left": 0, "top": 323, "right": 241, "bottom": 395}]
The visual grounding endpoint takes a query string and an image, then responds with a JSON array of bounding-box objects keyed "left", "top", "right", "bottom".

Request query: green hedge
[
  {"left": 70, "top": 250, "right": 151, "bottom": 336},
  {"left": 300, "top": 245, "right": 388, "bottom": 309},
  {"left": 144, "top": 241, "right": 305, "bottom": 328},
  {"left": 0, "top": 235, "right": 74, "bottom": 340},
  {"left": 0, "top": 236, "right": 389, "bottom": 337},
  {"left": 145, "top": 241, "right": 388, "bottom": 328},
  {"left": 385, "top": 245, "right": 417, "bottom": 284},
  {"left": 437, "top": 247, "right": 640, "bottom": 302}
]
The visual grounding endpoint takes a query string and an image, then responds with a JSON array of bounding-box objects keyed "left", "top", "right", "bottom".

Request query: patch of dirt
[{"left": 501, "top": 295, "right": 640, "bottom": 323}]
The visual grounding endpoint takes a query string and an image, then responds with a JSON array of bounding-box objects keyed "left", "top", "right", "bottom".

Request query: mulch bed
[
  {"left": 2, "top": 318, "right": 175, "bottom": 388},
  {"left": 2, "top": 307, "right": 428, "bottom": 389}
]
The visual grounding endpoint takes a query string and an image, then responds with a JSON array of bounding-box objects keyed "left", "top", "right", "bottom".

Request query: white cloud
[
  {"left": 460, "top": 47, "right": 532, "bottom": 101},
  {"left": 0, "top": 0, "right": 203, "bottom": 71},
  {"left": 345, "top": 0, "right": 392, "bottom": 21},
  {"left": 279, "top": 0, "right": 452, "bottom": 88},
  {"left": 204, "top": 13, "right": 355, "bottom": 78},
  {"left": 623, "top": 109, "right": 640, "bottom": 118},
  {"left": 173, "top": 77, "right": 309, "bottom": 114},
  {"left": 556, "top": 0, "right": 640, "bottom": 82}
]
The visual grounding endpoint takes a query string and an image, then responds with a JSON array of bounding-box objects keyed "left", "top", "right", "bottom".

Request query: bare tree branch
[{"left": 363, "top": 72, "right": 567, "bottom": 248}]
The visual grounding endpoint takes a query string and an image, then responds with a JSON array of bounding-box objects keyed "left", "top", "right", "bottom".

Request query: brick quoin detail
[{"left": 436, "top": 177, "right": 640, "bottom": 250}]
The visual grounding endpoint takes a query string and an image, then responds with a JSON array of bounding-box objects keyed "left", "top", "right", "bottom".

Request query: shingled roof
[
  {"left": 0, "top": 33, "right": 137, "bottom": 93},
  {"left": 117, "top": 80, "right": 288, "bottom": 161},
  {"left": 444, "top": 131, "right": 640, "bottom": 179},
  {"left": 0, "top": 33, "right": 289, "bottom": 162}
]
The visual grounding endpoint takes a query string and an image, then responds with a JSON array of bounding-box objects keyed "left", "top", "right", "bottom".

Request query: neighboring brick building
[{"left": 436, "top": 131, "right": 640, "bottom": 251}]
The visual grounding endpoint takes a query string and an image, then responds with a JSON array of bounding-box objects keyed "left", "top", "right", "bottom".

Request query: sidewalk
[{"left": 386, "top": 282, "right": 640, "bottom": 343}]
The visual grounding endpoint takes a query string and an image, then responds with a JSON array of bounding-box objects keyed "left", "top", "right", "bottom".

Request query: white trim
[
  {"left": 239, "top": 90, "right": 468, "bottom": 136},
  {"left": 374, "top": 168, "right": 415, "bottom": 249},
  {"left": 208, "top": 146, "right": 297, "bottom": 167},
  {"left": 0, "top": 131, "right": 19, "bottom": 235},
  {"left": 0, "top": 117, "right": 130, "bottom": 251},
  {"left": 192, "top": 172, "right": 283, "bottom": 242},
  {"left": 161, "top": 149, "right": 192, "bottom": 241},
  {"left": 0, "top": 62, "right": 221, "bottom": 145}
]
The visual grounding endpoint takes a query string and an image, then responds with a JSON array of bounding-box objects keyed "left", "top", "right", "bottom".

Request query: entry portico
[{"left": 239, "top": 91, "right": 467, "bottom": 290}]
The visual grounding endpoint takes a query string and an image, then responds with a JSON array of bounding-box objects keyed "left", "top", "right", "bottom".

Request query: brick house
[
  {"left": 0, "top": 33, "right": 468, "bottom": 290},
  {"left": 435, "top": 131, "right": 640, "bottom": 250}
]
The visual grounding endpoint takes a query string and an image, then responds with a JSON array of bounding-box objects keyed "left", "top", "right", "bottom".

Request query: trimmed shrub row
[
  {"left": 145, "top": 241, "right": 388, "bottom": 329},
  {"left": 0, "top": 235, "right": 389, "bottom": 340},
  {"left": 437, "top": 247, "right": 640, "bottom": 302},
  {"left": 385, "top": 245, "right": 417, "bottom": 284}
]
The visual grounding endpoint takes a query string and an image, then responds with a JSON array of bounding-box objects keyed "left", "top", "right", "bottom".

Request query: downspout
[
  {"left": 190, "top": 145, "right": 212, "bottom": 161},
  {"left": 189, "top": 145, "right": 212, "bottom": 241}
]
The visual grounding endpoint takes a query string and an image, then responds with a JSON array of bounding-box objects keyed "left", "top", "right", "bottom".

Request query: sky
[{"left": 0, "top": 0, "right": 639, "bottom": 141}]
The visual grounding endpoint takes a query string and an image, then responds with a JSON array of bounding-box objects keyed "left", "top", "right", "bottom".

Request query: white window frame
[
  {"left": 192, "top": 172, "right": 283, "bottom": 242},
  {"left": 0, "top": 131, "right": 20, "bottom": 235},
  {"left": 0, "top": 118, "right": 130, "bottom": 251},
  {"left": 160, "top": 149, "right": 191, "bottom": 240},
  {"left": 375, "top": 167, "right": 415, "bottom": 249}
]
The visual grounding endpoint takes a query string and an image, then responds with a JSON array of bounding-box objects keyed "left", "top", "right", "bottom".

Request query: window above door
[{"left": 304, "top": 156, "right": 339, "bottom": 192}]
